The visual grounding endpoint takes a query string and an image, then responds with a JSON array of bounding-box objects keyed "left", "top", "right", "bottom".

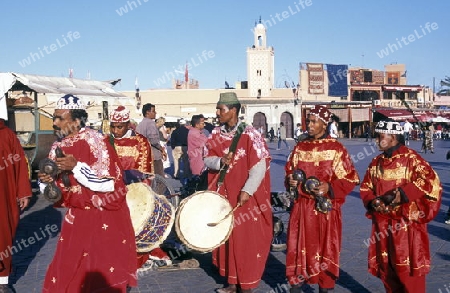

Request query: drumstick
[{"left": 207, "top": 204, "right": 240, "bottom": 227}]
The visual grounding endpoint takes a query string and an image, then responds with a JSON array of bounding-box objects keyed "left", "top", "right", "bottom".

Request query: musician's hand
[
  {"left": 18, "top": 197, "right": 30, "bottom": 211},
  {"left": 238, "top": 191, "right": 251, "bottom": 206},
  {"left": 312, "top": 182, "right": 329, "bottom": 196},
  {"left": 371, "top": 198, "right": 389, "bottom": 214},
  {"left": 91, "top": 194, "right": 104, "bottom": 211},
  {"left": 38, "top": 172, "right": 54, "bottom": 183},
  {"left": 287, "top": 174, "right": 299, "bottom": 188},
  {"left": 56, "top": 154, "right": 77, "bottom": 171},
  {"left": 389, "top": 189, "right": 402, "bottom": 205},
  {"left": 221, "top": 152, "right": 233, "bottom": 166}
]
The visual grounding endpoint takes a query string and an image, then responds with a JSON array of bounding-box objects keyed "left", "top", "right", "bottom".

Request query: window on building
[
  {"left": 408, "top": 92, "right": 417, "bottom": 100},
  {"left": 383, "top": 92, "right": 393, "bottom": 100}
]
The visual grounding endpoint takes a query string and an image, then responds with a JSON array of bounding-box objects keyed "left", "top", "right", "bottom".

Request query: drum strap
[{"left": 217, "top": 122, "right": 246, "bottom": 187}]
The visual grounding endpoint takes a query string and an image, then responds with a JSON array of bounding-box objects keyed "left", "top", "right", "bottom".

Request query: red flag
[{"left": 184, "top": 63, "right": 188, "bottom": 82}]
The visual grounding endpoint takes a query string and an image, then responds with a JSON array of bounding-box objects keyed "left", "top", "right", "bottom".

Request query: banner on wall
[
  {"left": 326, "top": 64, "right": 348, "bottom": 97},
  {"left": 387, "top": 72, "right": 400, "bottom": 85},
  {"left": 372, "top": 70, "right": 384, "bottom": 84},
  {"left": 307, "top": 63, "right": 324, "bottom": 94}
]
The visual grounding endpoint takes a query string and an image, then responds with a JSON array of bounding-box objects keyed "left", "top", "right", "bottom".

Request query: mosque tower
[{"left": 246, "top": 18, "right": 275, "bottom": 98}]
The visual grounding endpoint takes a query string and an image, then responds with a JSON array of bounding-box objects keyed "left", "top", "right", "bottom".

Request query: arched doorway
[
  {"left": 252, "top": 112, "right": 267, "bottom": 137},
  {"left": 281, "top": 112, "right": 294, "bottom": 138}
]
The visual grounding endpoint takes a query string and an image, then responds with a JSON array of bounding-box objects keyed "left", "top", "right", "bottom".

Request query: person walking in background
[
  {"left": 204, "top": 92, "right": 272, "bottom": 293},
  {"left": 360, "top": 120, "right": 442, "bottom": 293},
  {"left": 329, "top": 118, "right": 339, "bottom": 139},
  {"left": 268, "top": 127, "right": 275, "bottom": 142},
  {"left": 285, "top": 105, "right": 359, "bottom": 293},
  {"left": 435, "top": 123, "right": 442, "bottom": 140},
  {"left": 277, "top": 122, "right": 289, "bottom": 150},
  {"left": 0, "top": 118, "right": 31, "bottom": 293},
  {"left": 403, "top": 119, "right": 413, "bottom": 145},
  {"left": 170, "top": 119, "right": 190, "bottom": 179},
  {"left": 156, "top": 117, "right": 171, "bottom": 176},
  {"left": 39, "top": 94, "right": 137, "bottom": 292},
  {"left": 137, "top": 103, "right": 168, "bottom": 177},
  {"left": 187, "top": 114, "right": 209, "bottom": 190},
  {"left": 420, "top": 123, "right": 434, "bottom": 154},
  {"left": 294, "top": 123, "right": 302, "bottom": 142}
]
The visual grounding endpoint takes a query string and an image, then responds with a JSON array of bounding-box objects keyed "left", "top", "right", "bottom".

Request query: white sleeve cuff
[
  {"left": 39, "top": 180, "right": 47, "bottom": 194},
  {"left": 204, "top": 156, "right": 221, "bottom": 171},
  {"left": 72, "top": 162, "right": 115, "bottom": 192}
]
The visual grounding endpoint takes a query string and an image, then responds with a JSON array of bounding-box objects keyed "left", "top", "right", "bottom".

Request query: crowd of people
[{"left": 1, "top": 92, "right": 445, "bottom": 293}]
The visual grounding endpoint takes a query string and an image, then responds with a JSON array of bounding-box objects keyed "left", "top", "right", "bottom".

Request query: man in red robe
[
  {"left": 204, "top": 92, "right": 272, "bottom": 293},
  {"left": 360, "top": 120, "right": 442, "bottom": 293},
  {"left": 285, "top": 105, "right": 359, "bottom": 293},
  {"left": 39, "top": 95, "right": 137, "bottom": 292},
  {"left": 109, "top": 106, "right": 172, "bottom": 272},
  {"left": 109, "top": 106, "right": 153, "bottom": 183},
  {"left": 0, "top": 118, "right": 31, "bottom": 293}
]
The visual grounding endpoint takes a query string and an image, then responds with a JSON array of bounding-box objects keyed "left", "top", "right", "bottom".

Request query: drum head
[
  {"left": 175, "top": 191, "right": 233, "bottom": 253},
  {"left": 126, "top": 182, "right": 156, "bottom": 236}
]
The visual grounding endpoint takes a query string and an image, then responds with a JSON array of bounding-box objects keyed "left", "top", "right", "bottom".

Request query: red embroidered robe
[
  {"left": 0, "top": 120, "right": 32, "bottom": 277},
  {"left": 112, "top": 130, "right": 153, "bottom": 175},
  {"left": 285, "top": 137, "right": 359, "bottom": 285},
  {"left": 360, "top": 144, "right": 442, "bottom": 279},
  {"left": 206, "top": 125, "right": 272, "bottom": 290},
  {"left": 42, "top": 128, "right": 137, "bottom": 293}
]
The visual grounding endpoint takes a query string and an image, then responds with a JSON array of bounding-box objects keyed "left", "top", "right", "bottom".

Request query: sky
[{"left": 1, "top": 0, "right": 448, "bottom": 92}]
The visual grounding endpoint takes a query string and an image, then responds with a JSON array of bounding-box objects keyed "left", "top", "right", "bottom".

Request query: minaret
[{"left": 246, "top": 17, "right": 275, "bottom": 98}]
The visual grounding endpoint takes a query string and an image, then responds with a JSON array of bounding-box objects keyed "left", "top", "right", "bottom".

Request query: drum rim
[{"left": 175, "top": 190, "right": 234, "bottom": 253}]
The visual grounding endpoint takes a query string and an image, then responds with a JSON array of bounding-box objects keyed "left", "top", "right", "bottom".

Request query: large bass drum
[
  {"left": 126, "top": 182, "right": 175, "bottom": 252},
  {"left": 175, "top": 191, "right": 233, "bottom": 253}
]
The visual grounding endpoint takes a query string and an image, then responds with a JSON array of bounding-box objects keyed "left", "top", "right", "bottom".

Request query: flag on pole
[{"left": 184, "top": 63, "right": 188, "bottom": 83}]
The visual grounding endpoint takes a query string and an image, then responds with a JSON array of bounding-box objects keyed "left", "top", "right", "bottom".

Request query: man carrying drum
[
  {"left": 109, "top": 106, "right": 172, "bottom": 271},
  {"left": 204, "top": 92, "right": 273, "bottom": 293}
]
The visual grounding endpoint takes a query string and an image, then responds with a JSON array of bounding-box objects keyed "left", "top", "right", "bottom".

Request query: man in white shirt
[
  {"left": 403, "top": 120, "right": 413, "bottom": 145},
  {"left": 329, "top": 120, "right": 338, "bottom": 139}
]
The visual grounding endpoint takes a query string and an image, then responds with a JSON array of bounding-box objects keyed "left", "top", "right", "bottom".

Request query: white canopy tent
[
  {"left": 0, "top": 72, "right": 133, "bottom": 121},
  {"left": 0, "top": 72, "right": 135, "bottom": 168}
]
